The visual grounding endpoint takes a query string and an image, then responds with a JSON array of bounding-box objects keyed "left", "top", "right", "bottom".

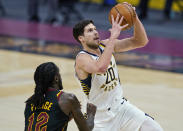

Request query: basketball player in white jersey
[{"left": 73, "top": 4, "right": 163, "bottom": 131}]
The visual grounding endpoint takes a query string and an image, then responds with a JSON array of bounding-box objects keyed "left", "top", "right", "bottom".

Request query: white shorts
[{"left": 93, "top": 100, "right": 146, "bottom": 131}]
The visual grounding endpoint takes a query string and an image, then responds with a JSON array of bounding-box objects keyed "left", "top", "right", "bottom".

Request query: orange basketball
[{"left": 109, "top": 2, "right": 136, "bottom": 30}]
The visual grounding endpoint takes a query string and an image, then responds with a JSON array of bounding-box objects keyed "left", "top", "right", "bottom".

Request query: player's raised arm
[
  {"left": 58, "top": 92, "right": 96, "bottom": 131},
  {"left": 76, "top": 14, "right": 128, "bottom": 74},
  {"left": 114, "top": 15, "right": 148, "bottom": 53},
  {"left": 102, "top": 4, "right": 148, "bottom": 53}
]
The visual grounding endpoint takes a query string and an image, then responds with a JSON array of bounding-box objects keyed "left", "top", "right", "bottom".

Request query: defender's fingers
[
  {"left": 119, "top": 16, "right": 124, "bottom": 25},
  {"left": 87, "top": 103, "right": 90, "bottom": 108}
]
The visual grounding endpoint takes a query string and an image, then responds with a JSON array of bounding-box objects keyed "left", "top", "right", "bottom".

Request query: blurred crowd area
[
  {"left": 0, "top": 0, "right": 182, "bottom": 73},
  {"left": 0, "top": 0, "right": 182, "bottom": 25}
]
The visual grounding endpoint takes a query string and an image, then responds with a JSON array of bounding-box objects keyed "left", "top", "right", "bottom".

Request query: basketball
[{"left": 109, "top": 2, "right": 136, "bottom": 30}]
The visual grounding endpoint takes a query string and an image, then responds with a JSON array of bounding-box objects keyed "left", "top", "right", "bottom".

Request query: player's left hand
[{"left": 87, "top": 103, "right": 97, "bottom": 116}]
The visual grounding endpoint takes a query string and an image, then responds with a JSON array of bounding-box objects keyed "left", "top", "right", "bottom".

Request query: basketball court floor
[{"left": 0, "top": 49, "right": 183, "bottom": 131}]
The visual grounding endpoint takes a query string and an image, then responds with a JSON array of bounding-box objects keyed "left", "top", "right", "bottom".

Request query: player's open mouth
[{"left": 94, "top": 37, "right": 99, "bottom": 40}]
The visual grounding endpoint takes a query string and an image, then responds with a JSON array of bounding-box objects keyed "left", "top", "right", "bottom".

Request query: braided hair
[{"left": 25, "top": 62, "right": 60, "bottom": 107}]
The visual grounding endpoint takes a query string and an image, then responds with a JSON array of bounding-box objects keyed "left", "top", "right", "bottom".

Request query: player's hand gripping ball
[{"left": 109, "top": 2, "right": 136, "bottom": 30}]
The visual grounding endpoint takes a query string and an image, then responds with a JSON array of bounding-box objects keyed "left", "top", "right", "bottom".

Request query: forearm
[
  {"left": 133, "top": 16, "right": 148, "bottom": 45},
  {"left": 76, "top": 113, "right": 94, "bottom": 131},
  {"left": 97, "top": 39, "right": 115, "bottom": 73}
]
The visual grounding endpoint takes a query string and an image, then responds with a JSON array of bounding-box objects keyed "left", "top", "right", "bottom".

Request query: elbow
[
  {"left": 138, "top": 37, "right": 149, "bottom": 47},
  {"left": 144, "top": 37, "right": 149, "bottom": 46},
  {"left": 97, "top": 65, "right": 108, "bottom": 74}
]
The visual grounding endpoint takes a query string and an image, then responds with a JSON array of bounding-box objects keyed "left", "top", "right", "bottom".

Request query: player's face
[
  {"left": 56, "top": 69, "right": 63, "bottom": 90},
  {"left": 58, "top": 73, "right": 63, "bottom": 90},
  {"left": 82, "top": 23, "right": 100, "bottom": 49}
]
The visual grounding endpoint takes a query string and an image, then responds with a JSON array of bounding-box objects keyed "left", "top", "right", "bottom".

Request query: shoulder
[
  {"left": 76, "top": 52, "right": 90, "bottom": 60},
  {"left": 61, "top": 92, "right": 81, "bottom": 111},
  {"left": 66, "top": 92, "right": 77, "bottom": 101},
  {"left": 60, "top": 92, "right": 79, "bottom": 104},
  {"left": 58, "top": 92, "right": 80, "bottom": 116},
  {"left": 76, "top": 52, "right": 93, "bottom": 66}
]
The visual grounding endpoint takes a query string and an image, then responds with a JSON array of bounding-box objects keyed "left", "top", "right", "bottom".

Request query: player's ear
[
  {"left": 54, "top": 75, "right": 59, "bottom": 83},
  {"left": 78, "top": 36, "right": 84, "bottom": 43}
]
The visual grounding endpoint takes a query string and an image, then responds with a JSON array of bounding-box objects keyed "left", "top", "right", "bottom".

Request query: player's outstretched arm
[
  {"left": 58, "top": 92, "right": 96, "bottom": 131},
  {"left": 102, "top": 5, "right": 149, "bottom": 53},
  {"left": 115, "top": 15, "right": 149, "bottom": 53}
]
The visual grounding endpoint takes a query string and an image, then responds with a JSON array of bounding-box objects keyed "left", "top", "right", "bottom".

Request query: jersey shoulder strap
[
  {"left": 56, "top": 90, "right": 63, "bottom": 101},
  {"left": 99, "top": 42, "right": 105, "bottom": 48}
]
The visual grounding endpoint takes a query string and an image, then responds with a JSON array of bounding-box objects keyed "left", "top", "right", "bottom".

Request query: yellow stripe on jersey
[
  {"left": 56, "top": 90, "right": 62, "bottom": 100},
  {"left": 99, "top": 43, "right": 105, "bottom": 48},
  {"left": 80, "top": 80, "right": 90, "bottom": 96},
  {"left": 56, "top": 91, "right": 62, "bottom": 97}
]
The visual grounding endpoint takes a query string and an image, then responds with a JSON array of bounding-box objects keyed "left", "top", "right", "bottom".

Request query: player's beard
[
  {"left": 58, "top": 77, "right": 63, "bottom": 90},
  {"left": 86, "top": 42, "right": 99, "bottom": 49}
]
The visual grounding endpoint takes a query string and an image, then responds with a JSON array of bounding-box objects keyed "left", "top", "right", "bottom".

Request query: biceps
[
  {"left": 77, "top": 55, "right": 101, "bottom": 74},
  {"left": 82, "top": 61, "right": 99, "bottom": 74}
]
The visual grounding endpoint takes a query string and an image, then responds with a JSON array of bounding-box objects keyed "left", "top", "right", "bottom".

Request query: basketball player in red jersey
[{"left": 24, "top": 62, "right": 96, "bottom": 131}]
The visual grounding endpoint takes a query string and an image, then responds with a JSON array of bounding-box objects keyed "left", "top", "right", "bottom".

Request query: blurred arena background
[{"left": 0, "top": 0, "right": 183, "bottom": 130}]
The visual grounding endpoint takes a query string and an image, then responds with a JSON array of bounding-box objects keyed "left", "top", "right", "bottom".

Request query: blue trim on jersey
[
  {"left": 82, "top": 44, "right": 104, "bottom": 57},
  {"left": 99, "top": 46, "right": 103, "bottom": 54},
  {"left": 80, "top": 74, "right": 92, "bottom": 96},
  {"left": 79, "top": 44, "right": 104, "bottom": 96},
  {"left": 145, "top": 113, "right": 154, "bottom": 120}
]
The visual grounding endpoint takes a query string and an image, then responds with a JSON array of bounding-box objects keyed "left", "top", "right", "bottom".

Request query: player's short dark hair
[
  {"left": 73, "top": 20, "right": 94, "bottom": 43},
  {"left": 25, "top": 62, "right": 59, "bottom": 107}
]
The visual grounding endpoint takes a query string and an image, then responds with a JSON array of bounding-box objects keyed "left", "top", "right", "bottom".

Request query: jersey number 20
[{"left": 106, "top": 67, "right": 115, "bottom": 84}]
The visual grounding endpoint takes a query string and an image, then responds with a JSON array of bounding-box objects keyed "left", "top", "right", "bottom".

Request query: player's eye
[{"left": 88, "top": 29, "right": 93, "bottom": 32}]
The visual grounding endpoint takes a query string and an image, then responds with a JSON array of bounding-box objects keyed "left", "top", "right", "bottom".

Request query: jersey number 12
[{"left": 28, "top": 112, "right": 49, "bottom": 131}]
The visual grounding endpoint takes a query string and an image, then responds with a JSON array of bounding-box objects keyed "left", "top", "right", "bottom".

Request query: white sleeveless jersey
[{"left": 76, "top": 45, "right": 124, "bottom": 122}]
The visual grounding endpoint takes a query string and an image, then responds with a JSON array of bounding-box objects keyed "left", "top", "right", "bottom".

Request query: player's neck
[
  {"left": 50, "top": 84, "right": 60, "bottom": 90},
  {"left": 84, "top": 47, "right": 101, "bottom": 56}
]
